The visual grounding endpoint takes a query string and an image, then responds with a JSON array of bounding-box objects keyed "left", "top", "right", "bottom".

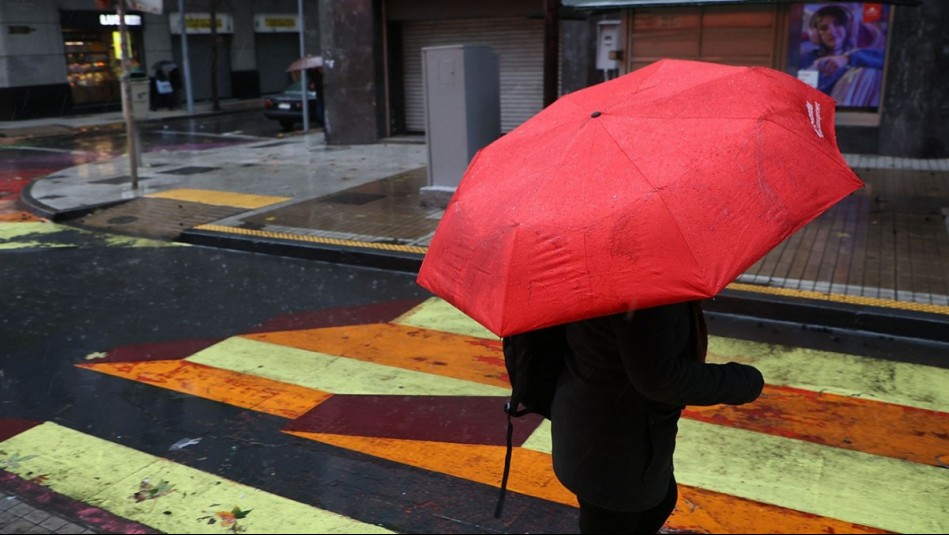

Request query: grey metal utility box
[{"left": 420, "top": 44, "right": 500, "bottom": 208}]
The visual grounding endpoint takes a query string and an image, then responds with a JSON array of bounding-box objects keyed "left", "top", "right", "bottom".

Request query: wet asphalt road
[
  {"left": 2, "top": 111, "right": 947, "bottom": 534},
  {"left": 0, "top": 236, "right": 579, "bottom": 533}
]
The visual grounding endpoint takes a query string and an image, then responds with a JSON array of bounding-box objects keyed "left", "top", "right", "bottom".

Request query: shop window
[{"left": 65, "top": 31, "right": 119, "bottom": 105}]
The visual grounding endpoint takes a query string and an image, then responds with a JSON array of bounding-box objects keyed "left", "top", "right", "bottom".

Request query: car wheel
[{"left": 279, "top": 120, "right": 295, "bottom": 131}]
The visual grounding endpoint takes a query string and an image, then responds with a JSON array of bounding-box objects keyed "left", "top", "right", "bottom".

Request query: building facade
[
  {"left": 560, "top": 0, "right": 948, "bottom": 158},
  {"left": 0, "top": 0, "right": 319, "bottom": 118},
  {"left": 1, "top": 0, "right": 946, "bottom": 157}
]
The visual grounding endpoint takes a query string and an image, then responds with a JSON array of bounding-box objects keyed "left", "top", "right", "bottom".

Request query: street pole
[
  {"left": 178, "top": 0, "right": 194, "bottom": 115},
  {"left": 210, "top": 0, "right": 220, "bottom": 111},
  {"left": 116, "top": 0, "right": 139, "bottom": 189},
  {"left": 543, "top": 0, "right": 559, "bottom": 108},
  {"left": 299, "top": 0, "right": 310, "bottom": 132}
]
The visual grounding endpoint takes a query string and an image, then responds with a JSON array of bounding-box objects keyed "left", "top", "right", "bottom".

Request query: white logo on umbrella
[{"left": 807, "top": 101, "right": 824, "bottom": 139}]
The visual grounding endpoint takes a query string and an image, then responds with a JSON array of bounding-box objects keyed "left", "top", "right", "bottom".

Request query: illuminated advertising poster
[{"left": 797, "top": 2, "right": 890, "bottom": 110}]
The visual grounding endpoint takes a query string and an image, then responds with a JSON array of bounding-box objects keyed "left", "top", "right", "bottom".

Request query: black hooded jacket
[{"left": 550, "top": 301, "right": 764, "bottom": 511}]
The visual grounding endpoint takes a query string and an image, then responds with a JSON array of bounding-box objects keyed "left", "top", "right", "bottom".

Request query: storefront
[
  {"left": 168, "top": 12, "right": 234, "bottom": 102},
  {"left": 788, "top": 2, "right": 891, "bottom": 122},
  {"left": 254, "top": 13, "right": 302, "bottom": 95},
  {"left": 59, "top": 9, "right": 145, "bottom": 107},
  {"left": 558, "top": 0, "right": 944, "bottom": 157},
  {"left": 607, "top": 1, "right": 894, "bottom": 126}
]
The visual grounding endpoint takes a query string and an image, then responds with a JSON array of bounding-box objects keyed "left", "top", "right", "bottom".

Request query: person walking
[{"left": 550, "top": 300, "right": 764, "bottom": 534}]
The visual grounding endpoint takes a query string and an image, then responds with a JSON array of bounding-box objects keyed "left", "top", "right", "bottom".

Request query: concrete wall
[
  {"left": 0, "top": 0, "right": 67, "bottom": 88},
  {"left": 878, "top": 0, "right": 949, "bottom": 158},
  {"left": 319, "top": 0, "right": 385, "bottom": 144}
]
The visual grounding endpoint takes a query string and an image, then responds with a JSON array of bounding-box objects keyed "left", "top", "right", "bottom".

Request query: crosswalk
[
  {"left": 0, "top": 221, "right": 174, "bottom": 250},
  {"left": 2, "top": 297, "right": 947, "bottom": 533}
]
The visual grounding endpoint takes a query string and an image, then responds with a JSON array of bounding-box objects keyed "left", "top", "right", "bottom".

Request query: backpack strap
[
  {"left": 690, "top": 300, "right": 708, "bottom": 363},
  {"left": 494, "top": 405, "right": 515, "bottom": 518}
]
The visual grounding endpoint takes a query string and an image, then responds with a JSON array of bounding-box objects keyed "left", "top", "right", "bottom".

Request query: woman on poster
[{"left": 800, "top": 3, "right": 885, "bottom": 107}]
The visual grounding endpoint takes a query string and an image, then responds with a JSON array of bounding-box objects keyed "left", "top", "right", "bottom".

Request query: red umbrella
[{"left": 416, "top": 59, "right": 864, "bottom": 337}]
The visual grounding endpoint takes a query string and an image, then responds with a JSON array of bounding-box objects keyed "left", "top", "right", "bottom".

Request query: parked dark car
[{"left": 263, "top": 80, "right": 324, "bottom": 131}]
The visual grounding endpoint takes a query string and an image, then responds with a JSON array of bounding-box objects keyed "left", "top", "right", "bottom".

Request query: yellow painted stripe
[
  {"left": 77, "top": 360, "right": 331, "bottom": 419},
  {"left": 0, "top": 221, "right": 173, "bottom": 249},
  {"left": 675, "top": 419, "right": 949, "bottom": 534},
  {"left": 243, "top": 323, "right": 507, "bottom": 387},
  {"left": 145, "top": 188, "right": 290, "bottom": 209},
  {"left": 684, "top": 384, "right": 949, "bottom": 468},
  {"left": 726, "top": 281, "right": 949, "bottom": 316},
  {"left": 396, "top": 299, "right": 949, "bottom": 410},
  {"left": 193, "top": 224, "right": 429, "bottom": 255},
  {"left": 708, "top": 336, "right": 949, "bottom": 412},
  {"left": 497, "top": 418, "right": 940, "bottom": 533},
  {"left": 394, "top": 297, "right": 497, "bottom": 339},
  {"left": 0, "top": 422, "right": 392, "bottom": 534},
  {"left": 0, "top": 221, "right": 73, "bottom": 249},
  {"left": 288, "top": 433, "right": 890, "bottom": 535},
  {"left": 185, "top": 336, "right": 507, "bottom": 397}
]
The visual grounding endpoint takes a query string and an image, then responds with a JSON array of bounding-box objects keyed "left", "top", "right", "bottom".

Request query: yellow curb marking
[
  {"left": 727, "top": 282, "right": 949, "bottom": 316},
  {"left": 193, "top": 224, "right": 428, "bottom": 254},
  {"left": 145, "top": 189, "right": 290, "bottom": 209}
]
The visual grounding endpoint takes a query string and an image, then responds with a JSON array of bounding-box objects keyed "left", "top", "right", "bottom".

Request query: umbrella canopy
[
  {"left": 286, "top": 55, "right": 323, "bottom": 72},
  {"left": 416, "top": 59, "right": 864, "bottom": 337}
]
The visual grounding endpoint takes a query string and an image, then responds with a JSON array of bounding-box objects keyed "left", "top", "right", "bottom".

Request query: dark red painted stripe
[
  {"left": 0, "top": 419, "right": 42, "bottom": 442},
  {"left": 0, "top": 469, "right": 160, "bottom": 534},
  {"left": 249, "top": 299, "right": 427, "bottom": 333},
  {"left": 286, "top": 395, "right": 544, "bottom": 446},
  {"left": 102, "top": 338, "right": 222, "bottom": 363}
]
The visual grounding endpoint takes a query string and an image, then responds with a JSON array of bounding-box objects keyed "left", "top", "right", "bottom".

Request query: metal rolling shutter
[
  {"left": 402, "top": 18, "right": 544, "bottom": 133},
  {"left": 256, "top": 33, "right": 299, "bottom": 95}
]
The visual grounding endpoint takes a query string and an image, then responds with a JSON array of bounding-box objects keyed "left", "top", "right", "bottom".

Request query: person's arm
[
  {"left": 610, "top": 305, "right": 763, "bottom": 407},
  {"left": 847, "top": 47, "right": 884, "bottom": 69},
  {"left": 816, "top": 47, "right": 885, "bottom": 75}
]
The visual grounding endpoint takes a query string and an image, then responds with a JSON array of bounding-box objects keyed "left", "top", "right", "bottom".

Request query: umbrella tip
[{"left": 591, "top": 111, "right": 602, "bottom": 118}]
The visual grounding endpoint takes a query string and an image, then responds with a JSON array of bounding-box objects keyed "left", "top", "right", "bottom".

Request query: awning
[{"left": 563, "top": 0, "right": 920, "bottom": 8}]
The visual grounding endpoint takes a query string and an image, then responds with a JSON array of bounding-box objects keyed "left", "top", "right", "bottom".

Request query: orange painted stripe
[
  {"left": 285, "top": 432, "right": 890, "bottom": 535},
  {"left": 246, "top": 323, "right": 945, "bottom": 466},
  {"left": 684, "top": 384, "right": 949, "bottom": 467},
  {"left": 77, "top": 360, "right": 331, "bottom": 419},
  {"left": 670, "top": 484, "right": 890, "bottom": 535},
  {"left": 0, "top": 211, "right": 44, "bottom": 222},
  {"left": 243, "top": 323, "right": 508, "bottom": 387},
  {"left": 85, "top": 330, "right": 944, "bottom": 469}
]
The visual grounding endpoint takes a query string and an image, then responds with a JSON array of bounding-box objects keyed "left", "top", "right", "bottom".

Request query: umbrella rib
[
  {"left": 594, "top": 120, "right": 711, "bottom": 293},
  {"left": 765, "top": 118, "right": 860, "bottom": 177}
]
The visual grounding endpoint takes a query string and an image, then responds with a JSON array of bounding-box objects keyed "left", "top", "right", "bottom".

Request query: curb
[
  {"left": 180, "top": 226, "right": 949, "bottom": 361},
  {"left": 17, "top": 180, "right": 130, "bottom": 221},
  {"left": 708, "top": 286, "right": 949, "bottom": 345},
  {"left": 0, "top": 99, "right": 263, "bottom": 141},
  {"left": 178, "top": 226, "right": 425, "bottom": 273}
]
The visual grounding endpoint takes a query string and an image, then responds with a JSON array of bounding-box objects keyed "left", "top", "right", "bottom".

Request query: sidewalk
[{"left": 7, "top": 104, "right": 949, "bottom": 351}]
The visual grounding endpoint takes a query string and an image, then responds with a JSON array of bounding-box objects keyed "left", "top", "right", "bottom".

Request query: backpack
[
  {"left": 494, "top": 324, "right": 567, "bottom": 518},
  {"left": 491, "top": 301, "right": 708, "bottom": 518}
]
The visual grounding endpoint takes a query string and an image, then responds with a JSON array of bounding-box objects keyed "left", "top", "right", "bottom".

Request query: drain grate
[
  {"left": 322, "top": 192, "right": 386, "bottom": 205},
  {"left": 251, "top": 141, "right": 295, "bottom": 148},
  {"left": 90, "top": 175, "right": 155, "bottom": 185}
]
